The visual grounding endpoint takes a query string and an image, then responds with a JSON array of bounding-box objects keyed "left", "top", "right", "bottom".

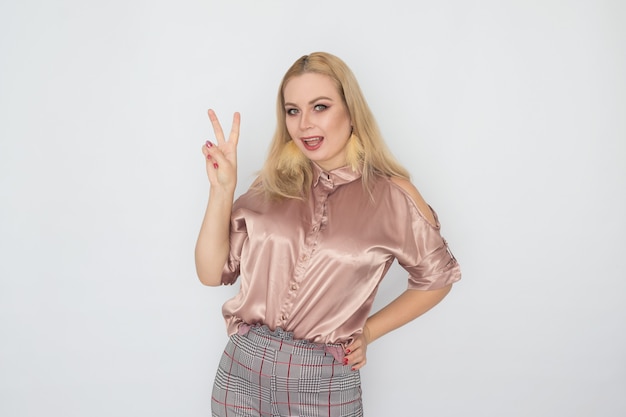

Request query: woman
[{"left": 196, "top": 52, "right": 461, "bottom": 417}]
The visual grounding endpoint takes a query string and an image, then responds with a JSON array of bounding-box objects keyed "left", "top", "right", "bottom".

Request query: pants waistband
[{"left": 237, "top": 324, "right": 346, "bottom": 363}]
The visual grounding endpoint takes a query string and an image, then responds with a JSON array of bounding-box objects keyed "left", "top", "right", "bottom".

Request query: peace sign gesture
[{"left": 201, "top": 109, "right": 240, "bottom": 191}]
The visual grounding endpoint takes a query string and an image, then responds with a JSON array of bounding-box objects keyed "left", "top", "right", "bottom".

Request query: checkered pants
[{"left": 211, "top": 325, "right": 363, "bottom": 417}]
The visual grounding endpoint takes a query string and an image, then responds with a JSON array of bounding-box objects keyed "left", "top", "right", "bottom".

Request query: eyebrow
[{"left": 284, "top": 96, "right": 334, "bottom": 107}]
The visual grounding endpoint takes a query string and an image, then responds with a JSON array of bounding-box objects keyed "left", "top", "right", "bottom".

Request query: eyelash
[{"left": 286, "top": 104, "right": 329, "bottom": 115}]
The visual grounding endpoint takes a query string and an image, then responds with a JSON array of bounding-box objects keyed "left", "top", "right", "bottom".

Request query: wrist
[
  {"left": 209, "top": 184, "right": 236, "bottom": 199},
  {"left": 363, "top": 324, "right": 372, "bottom": 345}
]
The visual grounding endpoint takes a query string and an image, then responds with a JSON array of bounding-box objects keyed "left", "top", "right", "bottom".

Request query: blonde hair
[{"left": 257, "top": 52, "right": 410, "bottom": 200}]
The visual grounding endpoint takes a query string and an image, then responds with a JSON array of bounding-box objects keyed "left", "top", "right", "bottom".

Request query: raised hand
[{"left": 201, "top": 109, "right": 240, "bottom": 191}]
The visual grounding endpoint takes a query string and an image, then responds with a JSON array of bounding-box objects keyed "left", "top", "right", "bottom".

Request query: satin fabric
[{"left": 220, "top": 163, "right": 461, "bottom": 344}]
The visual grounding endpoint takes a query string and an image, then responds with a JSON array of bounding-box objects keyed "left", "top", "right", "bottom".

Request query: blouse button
[
  {"left": 291, "top": 284, "right": 297, "bottom": 290},
  {"left": 312, "top": 226, "right": 318, "bottom": 232}
]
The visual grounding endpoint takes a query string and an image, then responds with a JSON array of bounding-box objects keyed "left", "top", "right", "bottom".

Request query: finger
[
  {"left": 207, "top": 109, "right": 226, "bottom": 144},
  {"left": 351, "top": 359, "right": 366, "bottom": 371},
  {"left": 344, "top": 348, "right": 363, "bottom": 363},
  {"left": 202, "top": 145, "right": 219, "bottom": 172},
  {"left": 345, "top": 337, "right": 364, "bottom": 353},
  {"left": 228, "top": 112, "right": 241, "bottom": 147},
  {"left": 202, "top": 142, "right": 216, "bottom": 163},
  {"left": 344, "top": 353, "right": 366, "bottom": 369},
  {"left": 205, "top": 144, "right": 229, "bottom": 166}
]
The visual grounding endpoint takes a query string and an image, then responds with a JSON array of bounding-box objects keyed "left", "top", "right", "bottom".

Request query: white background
[{"left": 1, "top": 1, "right": 625, "bottom": 416}]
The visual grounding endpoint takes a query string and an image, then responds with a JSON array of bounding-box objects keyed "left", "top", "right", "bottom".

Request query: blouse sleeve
[
  {"left": 220, "top": 198, "right": 248, "bottom": 285},
  {"left": 392, "top": 192, "right": 461, "bottom": 290}
]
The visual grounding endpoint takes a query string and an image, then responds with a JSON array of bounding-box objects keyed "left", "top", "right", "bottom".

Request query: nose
[{"left": 299, "top": 110, "right": 312, "bottom": 130}]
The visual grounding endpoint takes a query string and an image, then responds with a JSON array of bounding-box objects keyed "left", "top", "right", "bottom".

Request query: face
[{"left": 283, "top": 72, "right": 352, "bottom": 171}]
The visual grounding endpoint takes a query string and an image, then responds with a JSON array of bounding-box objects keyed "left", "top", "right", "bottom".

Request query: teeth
[{"left": 304, "top": 137, "right": 322, "bottom": 143}]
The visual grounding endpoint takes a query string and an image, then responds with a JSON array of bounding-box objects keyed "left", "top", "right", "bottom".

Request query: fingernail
[
  {"left": 351, "top": 367, "right": 356, "bottom": 371},
  {"left": 213, "top": 162, "right": 219, "bottom": 169},
  {"left": 207, "top": 154, "right": 212, "bottom": 160},
  {"left": 343, "top": 358, "right": 348, "bottom": 365},
  {"left": 206, "top": 140, "right": 213, "bottom": 148},
  {"left": 345, "top": 349, "right": 351, "bottom": 354}
]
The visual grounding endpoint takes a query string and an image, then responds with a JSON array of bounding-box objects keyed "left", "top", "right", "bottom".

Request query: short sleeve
[
  {"left": 392, "top": 193, "right": 461, "bottom": 290},
  {"left": 220, "top": 199, "right": 248, "bottom": 285}
]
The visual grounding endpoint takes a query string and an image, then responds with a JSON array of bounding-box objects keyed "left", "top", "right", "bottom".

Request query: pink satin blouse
[{"left": 220, "top": 163, "right": 461, "bottom": 344}]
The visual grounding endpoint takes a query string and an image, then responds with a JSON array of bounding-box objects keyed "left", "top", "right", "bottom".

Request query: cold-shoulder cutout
[{"left": 389, "top": 177, "right": 438, "bottom": 227}]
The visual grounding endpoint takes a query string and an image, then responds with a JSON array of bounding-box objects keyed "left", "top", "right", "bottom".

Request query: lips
[{"left": 301, "top": 136, "right": 324, "bottom": 151}]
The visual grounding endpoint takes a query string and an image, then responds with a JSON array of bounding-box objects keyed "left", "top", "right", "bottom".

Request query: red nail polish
[
  {"left": 213, "top": 162, "right": 219, "bottom": 169},
  {"left": 351, "top": 367, "right": 356, "bottom": 371},
  {"left": 345, "top": 349, "right": 351, "bottom": 354},
  {"left": 343, "top": 358, "right": 348, "bottom": 365},
  {"left": 206, "top": 141, "right": 213, "bottom": 148}
]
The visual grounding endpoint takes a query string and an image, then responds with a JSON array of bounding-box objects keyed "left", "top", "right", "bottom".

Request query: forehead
[{"left": 283, "top": 73, "right": 340, "bottom": 102}]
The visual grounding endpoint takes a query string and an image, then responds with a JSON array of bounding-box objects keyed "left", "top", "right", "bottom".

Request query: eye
[
  {"left": 286, "top": 108, "right": 299, "bottom": 115},
  {"left": 313, "top": 104, "right": 328, "bottom": 111}
]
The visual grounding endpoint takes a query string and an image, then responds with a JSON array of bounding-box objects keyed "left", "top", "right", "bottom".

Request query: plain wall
[{"left": 1, "top": 1, "right": 625, "bottom": 416}]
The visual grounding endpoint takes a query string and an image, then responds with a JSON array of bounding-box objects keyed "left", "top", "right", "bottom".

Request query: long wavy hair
[{"left": 257, "top": 52, "right": 410, "bottom": 200}]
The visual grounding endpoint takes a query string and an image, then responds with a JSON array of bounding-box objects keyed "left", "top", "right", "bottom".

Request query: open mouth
[{"left": 301, "top": 136, "right": 323, "bottom": 151}]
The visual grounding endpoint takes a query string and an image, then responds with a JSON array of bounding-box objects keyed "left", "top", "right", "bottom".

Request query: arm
[
  {"left": 345, "top": 285, "right": 452, "bottom": 370},
  {"left": 194, "top": 110, "right": 240, "bottom": 286},
  {"left": 344, "top": 176, "right": 457, "bottom": 369},
  {"left": 366, "top": 285, "right": 452, "bottom": 344}
]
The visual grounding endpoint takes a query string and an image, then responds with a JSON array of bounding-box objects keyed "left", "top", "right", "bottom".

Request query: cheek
[
  {"left": 332, "top": 120, "right": 352, "bottom": 139},
  {"left": 285, "top": 119, "right": 297, "bottom": 139},
  {"left": 329, "top": 111, "right": 351, "bottom": 134}
]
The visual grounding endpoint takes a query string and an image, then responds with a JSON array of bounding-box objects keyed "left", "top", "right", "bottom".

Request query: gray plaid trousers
[{"left": 211, "top": 325, "right": 363, "bottom": 417}]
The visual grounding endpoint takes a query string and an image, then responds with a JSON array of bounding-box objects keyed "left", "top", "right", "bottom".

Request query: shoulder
[{"left": 388, "top": 177, "right": 437, "bottom": 227}]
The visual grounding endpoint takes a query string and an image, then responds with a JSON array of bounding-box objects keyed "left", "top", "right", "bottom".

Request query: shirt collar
[{"left": 312, "top": 162, "right": 362, "bottom": 189}]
